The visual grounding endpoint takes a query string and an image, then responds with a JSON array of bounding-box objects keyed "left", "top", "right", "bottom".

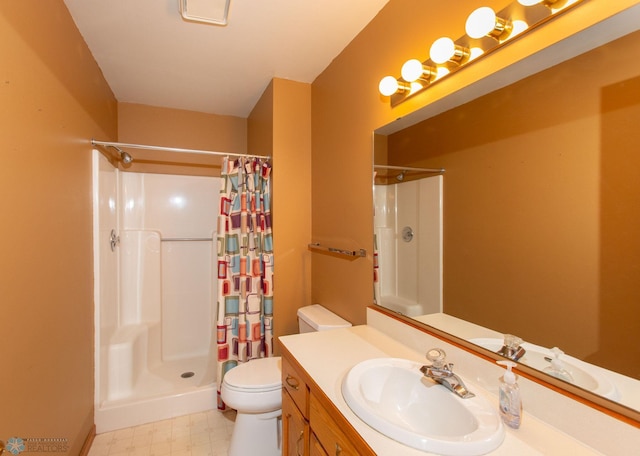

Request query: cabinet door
[
  {"left": 283, "top": 389, "right": 309, "bottom": 456},
  {"left": 310, "top": 432, "right": 328, "bottom": 456},
  {"left": 282, "top": 355, "right": 309, "bottom": 417},
  {"left": 310, "top": 394, "right": 370, "bottom": 456}
]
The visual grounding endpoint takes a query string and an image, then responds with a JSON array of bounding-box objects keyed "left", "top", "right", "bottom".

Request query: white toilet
[{"left": 221, "top": 304, "right": 351, "bottom": 456}]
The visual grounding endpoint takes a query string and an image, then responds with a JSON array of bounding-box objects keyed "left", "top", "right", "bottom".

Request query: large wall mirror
[{"left": 373, "top": 6, "right": 640, "bottom": 419}]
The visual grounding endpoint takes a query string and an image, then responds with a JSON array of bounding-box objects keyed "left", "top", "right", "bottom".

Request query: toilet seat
[
  {"left": 221, "top": 357, "right": 283, "bottom": 414},
  {"left": 222, "top": 382, "right": 281, "bottom": 394},
  {"left": 222, "top": 356, "right": 282, "bottom": 392}
]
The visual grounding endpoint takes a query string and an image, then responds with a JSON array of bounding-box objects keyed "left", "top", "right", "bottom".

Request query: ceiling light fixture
[
  {"left": 378, "top": 0, "right": 585, "bottom": 105},
  {"left": 179, "top": 0, "right": 231, "bottom": 26}
]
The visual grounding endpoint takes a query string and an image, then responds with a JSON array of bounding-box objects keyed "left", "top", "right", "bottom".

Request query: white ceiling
[{"left": 63, "top": 0, "right": 390, "bottom": 118}]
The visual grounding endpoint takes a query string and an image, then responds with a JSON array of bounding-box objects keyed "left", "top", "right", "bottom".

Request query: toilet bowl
[
  {"left": 221, "top": 304, "right": 351, "bottom": 456},
  {"left": 221, "top": 357, "right": 283, "bottom": 456}
]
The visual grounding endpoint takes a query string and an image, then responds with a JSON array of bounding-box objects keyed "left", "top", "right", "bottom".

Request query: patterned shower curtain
[{"left": 216, "top": 156, "right": 274, "bottom": 410}]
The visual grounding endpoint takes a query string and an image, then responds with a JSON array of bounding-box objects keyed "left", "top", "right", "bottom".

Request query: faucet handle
[{"left": 426, "top": 348, "right": 447, "bottom": 369}]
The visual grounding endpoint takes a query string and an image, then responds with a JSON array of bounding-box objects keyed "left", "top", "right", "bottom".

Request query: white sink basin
[
  {"left": 342, "top": 358, "right": 505, "bottom": 455},
  {"left": 470, "top": 338, "right": 619, "bottom": 401}
]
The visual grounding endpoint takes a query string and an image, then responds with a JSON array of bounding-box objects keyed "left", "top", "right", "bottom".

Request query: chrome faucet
[
  {"left": 496, "top": 334, "right": 526, "bottom": 361},
  {"left": 420, "top": 348, "right": 475, "bottom": 399}
]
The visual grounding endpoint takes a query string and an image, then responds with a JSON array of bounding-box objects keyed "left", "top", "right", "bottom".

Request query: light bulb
[
  {"left": 436, "top": 67, "right": 450, "bottom": 79},
  {"left": 469, "top": 47, "right": 484, "bottom": 61},
  {"left": 379, "top": 76, "right": 401, "bottom": 96},
  {"left": 430, "top": 37, "right": 455, "bottom": 64},
  {"left": 401, "top": 59, "right": 424, "bottom": 82},
  {"left": 511, "top": 20, "right": 529, "bottom": 37},
  {"left": 466, "top": 7, "right": 498, "bottom": 39},
  {"left": 518, "top": 0, "right": 564, "bottom": 7}
]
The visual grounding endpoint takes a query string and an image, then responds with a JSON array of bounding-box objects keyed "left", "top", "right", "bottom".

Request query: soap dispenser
[
  {"left": 497, "top": 360, "right": 522, "bottom": 429},
  {"left": 543, "top": 347, "right": 574, "bottom": 383}
]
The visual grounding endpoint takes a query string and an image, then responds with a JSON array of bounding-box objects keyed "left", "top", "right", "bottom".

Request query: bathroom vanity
[
  {"left": 281, "top": 350, "right": 374, "bottom": 455},
  {"left": 279, "top": 307, "right": 639, "bottom": 455}
]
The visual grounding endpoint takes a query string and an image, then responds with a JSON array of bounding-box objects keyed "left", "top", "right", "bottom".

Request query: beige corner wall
[
  {"left": 117, "top": 102, "right": 247, "bottom": 176},
  {"left": 310, "top": 0, "right": 638, "bottom": 327},
  {"left": 0, "top": 1, "right": 117, "bottom": 454},
  {"left": 249, "top": 79, "right": 312, "bottom": 348}
]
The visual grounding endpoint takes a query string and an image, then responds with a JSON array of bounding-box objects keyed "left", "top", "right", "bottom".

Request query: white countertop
[{"left": 280, "top": 324, "right": 605, "bottom": 455}]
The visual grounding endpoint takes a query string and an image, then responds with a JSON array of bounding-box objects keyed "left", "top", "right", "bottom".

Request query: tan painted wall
[
  {"left": 248, "top": 82, "right": 274, "bottom": 157},
  {"left": 249, "top": 79, "right": 312, "bottom": 348},
  {"left": 310, "top": 0, "right": 639, "bottom": 329},
  {"left": 117, "top": 102, "right": 247, "bottom": 176},
  {"left": 0, "top": 1, "right": 117, "bottom": 453}
]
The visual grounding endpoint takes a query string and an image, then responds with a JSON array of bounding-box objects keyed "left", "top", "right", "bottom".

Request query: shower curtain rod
[
  {"left": 374, "top": 164, "right": 445, "bottom": 173},
  {"left": 91, "top": 139, "right": 271, "bottom": 160}
]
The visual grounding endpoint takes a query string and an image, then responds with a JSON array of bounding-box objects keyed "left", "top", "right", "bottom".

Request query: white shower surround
[
  {"left": 93, "top": 151, "right": 219, "bottom": 433},
  {"left": 374, "top": 175, "right": 443, "bottom": 316}
]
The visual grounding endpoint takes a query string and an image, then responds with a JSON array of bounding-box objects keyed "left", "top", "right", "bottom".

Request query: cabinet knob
[
  {"left": 335, "top": 443, "right": 343, "bottom": 455},
  {"left": 285, "top": 374, "right": 300, "bottom": 390}
]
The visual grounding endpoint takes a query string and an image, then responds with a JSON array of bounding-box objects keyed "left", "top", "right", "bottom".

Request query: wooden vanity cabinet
[
  {"left": 309, "top": 433, "right": 326, "bottom": 456},
  {"left": 309, "top": 394, "right": 362, "bottom": 455},
  {"left": 283, "top": 387, "right": 309, "bottom": 456},
  {"left": 282, "top": 355, "right": 310, "bottom": 456},
  {"left": 282, "top": 348, "right": 375, "bottom": 456}
]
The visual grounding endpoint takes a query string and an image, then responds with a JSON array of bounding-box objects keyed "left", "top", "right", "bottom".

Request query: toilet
[{"left": 221, "top": 304, "right": 351, "bottom": 456}]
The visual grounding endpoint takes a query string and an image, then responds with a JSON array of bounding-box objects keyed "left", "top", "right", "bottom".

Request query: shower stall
[{"left": 92, "top": 150, "right": 220, "bottom": 433}]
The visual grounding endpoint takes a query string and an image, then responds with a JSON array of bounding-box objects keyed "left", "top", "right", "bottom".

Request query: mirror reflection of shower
[{"left": 374, "top": 170, "right": 444, "bottom": 317}]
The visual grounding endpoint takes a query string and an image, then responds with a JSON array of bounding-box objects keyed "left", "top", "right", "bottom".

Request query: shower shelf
[{"left": 308, "top": 243, "right": 367, "bottom": 258}]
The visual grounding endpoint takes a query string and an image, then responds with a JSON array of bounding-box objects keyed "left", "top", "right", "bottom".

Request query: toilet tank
[{"left": 297, "top": 304, "right": 352, "bottom": 333}]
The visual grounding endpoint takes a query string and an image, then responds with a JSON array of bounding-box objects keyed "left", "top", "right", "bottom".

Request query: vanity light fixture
[
  {"left": 401, "top": 59, "right": 437, "bottom": 83},
  {"left": 378, "top": 0, "right": 585, "bottom": 105},
  {"left": 517, "top": 0, "right": 564, "bottom": 6},
  {"left": 378, "top": 76, "right": 411, "bottom": 97},
  {"left": 465, "top": 7, "right": 512, "bottom": 40},
  {"left": 429, "top": 37, "right": 470, "bottom": 65}
]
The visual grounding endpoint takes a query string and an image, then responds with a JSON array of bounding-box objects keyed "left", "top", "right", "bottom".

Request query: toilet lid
[{"left": 222, "top": 356, "right": 282, "bottom": 392}]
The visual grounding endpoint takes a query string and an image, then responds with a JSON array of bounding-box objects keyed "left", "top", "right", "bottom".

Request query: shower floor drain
[{"left": 181, "top": 371, "right": 195, "bottom": 379}]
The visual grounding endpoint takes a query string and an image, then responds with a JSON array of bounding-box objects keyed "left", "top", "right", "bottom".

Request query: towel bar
[{"left": 308, "top": 243, "right": 366, "bottom": 258}]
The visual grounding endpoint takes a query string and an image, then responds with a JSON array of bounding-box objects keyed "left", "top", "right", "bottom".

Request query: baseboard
[{"left": 79, "top": 425, "right": 96, "bottom": 456}]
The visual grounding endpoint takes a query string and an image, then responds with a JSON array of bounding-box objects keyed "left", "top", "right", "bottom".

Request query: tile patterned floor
[{"left": 88, "top": 410, "right": 236, "bottom": 456}]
